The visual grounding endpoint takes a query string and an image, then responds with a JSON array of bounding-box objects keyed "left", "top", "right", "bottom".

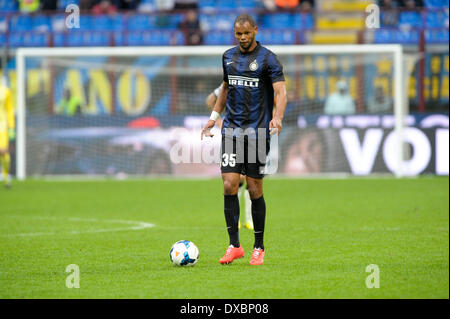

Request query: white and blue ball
[{"left": 170, "top": 240, "right": 199, "bottom": 266}]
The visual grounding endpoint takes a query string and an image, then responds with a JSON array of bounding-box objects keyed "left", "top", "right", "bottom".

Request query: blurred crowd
[
  {"left": 23, "top": 0, "right": 198, "bottom": 12},
  {"left": 378, "top": 0, "right": 425, "bottom": 27},
  {"left": 19, "top": 0, "right": 319, "bottom": 13},
  {"left": 18, "top": 0, "right": 431, "bottom": 14},
  {"left": 379, "top": 0, "right": 424, "bottom": 9},
  {"left": 11, "top": 0, "right": 445, "bottom": 47},
  {"left": 14, "top": 0, "right": 319, "bottom": 46}
]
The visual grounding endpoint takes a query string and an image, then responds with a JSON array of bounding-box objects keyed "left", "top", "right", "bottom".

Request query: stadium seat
[
  {"left": 52, "top": 32, "right": 66, "bottom": 46},
  {"left": 91, "top": 15, "right": 112, "bottom": 31},
  {"left": 374, "top": 29, "right": 396, "bottom": 43},
  {"left": 425, "top": 10, "right": 449, "bottom": 28},
  {"left": 8, "top": 32, "right": 50, "bottom": 47},
  {"left": 78, "top": 15, "right": 93, "bottom": 30},
  {"left": 291, "top": 13, "right": 314, "bottom": 29},
  {"left": 216, "top": 0, "right": 237, "bottom": 9},
  {"left": 198, "top": 13, "right": 212, "bottom": 30},
  {"left": 0, "top": 33, "right": 5, "bottom": 47},
  {"left": 236, "top": 0, "right": 260, "bottom": 9},
  {"left": 173, "top": 31, "right": 185, "bottom": 45},
  {"left": 198, "top": 0, "right": 216, "bottom": 10},
  {"left": 153, "top": 14, "right": 182, "bottom": 29},
  {"left": 112, "top": 32, "right": 124, "bottom": 46},
  {"left": 127, "top": 14, "right": 156, "bottom": 30},
  {"left": 203, "top": 31, "right": 234, "bottom": 45},
  {"left": 110, "top": 15, "right": 125, "bottom": 31},
  {"left": 58, "top": 0, "right": 80, "bottom": 9},
  {"left": 66, "top": 31, "right": 111, "bottom": 46},
  {"left": 169, "top": 13, "right": 184, "bottom": 29},
  {"left": 424, "top": 0, "right": 449, "bottom": 8},
  {"left": 0, "top": 0, "right": 18, "bottom": 12},
  {"left": 398, "top": 29, "right": 420, "bottom": 43},
  {"left": 199, "top": 13, "right": 234, "bottom": 31},
  {"left": 9, "top": 15, "right": 33, "bottom": 32},
  {"left": 33, "top": 15, "right": 52, "bottom": 32},
  {"left": 0, "top": 15, "right": 7, "bottom": 32},
  {"left": 51, "top": 14, "right": 66, "bottom": 32},
  {"left": 374, "top": 29, "right": 420, "bottom": 44},
  {"left": 259, "top": 29, "right": 296, "bottom": 45},
  {"left": 7, "top": 33, "right": 21, "bottom": 47},
  {"left": 425, "top": 28, "right": 449, "bottom": 43},
  {"left": 399, "top": 11, "right": 424, "bottom": 28},
  {"left": 127, "top": 32, "right": 147, "bottom": 46},
  {"left": 261, "top": 13, "right": 291, "bottom": 29},
  {"left": 126, "top": 30, "right": 180, "bottom": 46}
]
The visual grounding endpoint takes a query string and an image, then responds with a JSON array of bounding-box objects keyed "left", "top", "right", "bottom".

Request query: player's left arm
[{"left": 269, "top": 81, "right": 287, "bottom": 135}]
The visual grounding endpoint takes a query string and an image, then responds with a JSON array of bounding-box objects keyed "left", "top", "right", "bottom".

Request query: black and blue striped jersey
[{"left": 221, "top": 41, "right": 284, "bottom": 138}]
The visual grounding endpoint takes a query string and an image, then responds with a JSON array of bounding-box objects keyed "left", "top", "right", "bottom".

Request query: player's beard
[{"left": 239, "top": 35, "right": 255, "bottom": 52}]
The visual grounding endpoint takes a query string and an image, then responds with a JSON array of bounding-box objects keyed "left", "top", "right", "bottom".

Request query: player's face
[{"left": 234, "top": 22, "right": 258, "bottom": 52}]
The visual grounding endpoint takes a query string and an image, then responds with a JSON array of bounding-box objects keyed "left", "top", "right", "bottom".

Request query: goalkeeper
[
  {"left": 0, "top": 75, "right": 15, "bottom": 188},
  {"left": 205, "top": 84, "right": 254, "bottom": 231}
]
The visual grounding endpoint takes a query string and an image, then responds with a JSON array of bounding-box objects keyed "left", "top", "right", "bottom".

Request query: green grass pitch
[{"left": 0, "top": 177, "right": 448, "bottom": 299}]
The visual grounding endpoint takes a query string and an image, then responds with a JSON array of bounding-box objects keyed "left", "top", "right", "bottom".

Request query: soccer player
[
  {"left": 205, "top": 83, "right": 254, "bottom": 231},
  {"left": 201, "top": 14, "right": 287, "bottom": 265},
  {"left": 0, "top": 75, "right": 15, "bottom": 188}
]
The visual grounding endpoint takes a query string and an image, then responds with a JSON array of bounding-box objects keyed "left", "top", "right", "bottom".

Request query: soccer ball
[{"left": 170, "top": 240, "right": 199, "bottom": 266}]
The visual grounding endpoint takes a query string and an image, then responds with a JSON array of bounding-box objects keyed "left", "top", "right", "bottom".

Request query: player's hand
[
  {"left": 269, "top": 117, "right": 282, "bottom": 135},
  {"left": 201, "top": 120, "right": 216, "bottom": 140},
  {"left": 8, "top": 128, "right": 15, "bottom": 141}
]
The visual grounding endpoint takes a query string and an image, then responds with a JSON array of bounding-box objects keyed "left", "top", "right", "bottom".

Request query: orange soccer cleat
[
  {"left": 249, "top": 248, "right": 265, "bottom": 266},
  {"left": 219, "top": 245, "right": 244, "bottom": 264}
]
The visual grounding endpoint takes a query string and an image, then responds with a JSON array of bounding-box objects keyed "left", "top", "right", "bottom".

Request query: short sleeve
[
  {"left": 222, "top": 53, "right": 229, "bottom": 83},
  {"left": 267, "top": 53, "right": 285, "bottom": 84}
]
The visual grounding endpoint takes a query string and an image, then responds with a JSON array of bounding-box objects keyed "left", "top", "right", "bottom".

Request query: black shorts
[{"left": 220, "top": 134, "right": 270, "bottom": 179}]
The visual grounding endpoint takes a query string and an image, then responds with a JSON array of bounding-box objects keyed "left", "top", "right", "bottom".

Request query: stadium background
[{"left": 0, "top": 0, "right": 448, "bottom": 177}]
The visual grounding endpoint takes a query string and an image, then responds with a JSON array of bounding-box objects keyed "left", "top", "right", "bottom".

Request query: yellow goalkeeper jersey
[{"left": 0, "top": 83, "right": 14, "bottom": 131}]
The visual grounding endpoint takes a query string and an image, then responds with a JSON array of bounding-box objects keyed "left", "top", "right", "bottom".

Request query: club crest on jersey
[{"left": 249, "top": 59, "right": 258, "bottom": 71}]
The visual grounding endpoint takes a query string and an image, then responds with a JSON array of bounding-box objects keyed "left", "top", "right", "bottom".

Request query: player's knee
[
  {"left": 223, "top": 179, "right": 239, "bottom": 195},
  {"left": 247, "top": 182, "right": 263, "bottom": 199}
]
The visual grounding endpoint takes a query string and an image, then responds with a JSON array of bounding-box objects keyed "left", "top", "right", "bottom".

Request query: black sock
[
  {"left": 224, "top": 194, "right": 240, "bottom": 247},
  {"left": 251, "top": 195, "right": 266, "bottom": 250}
]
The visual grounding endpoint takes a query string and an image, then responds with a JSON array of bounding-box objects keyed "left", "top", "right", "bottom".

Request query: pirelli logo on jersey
[{"left": 228, "top": 75, "right": 259, "bottom": 88}]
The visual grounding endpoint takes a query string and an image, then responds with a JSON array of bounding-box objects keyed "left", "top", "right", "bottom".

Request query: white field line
[{"left": 1, "top": 216, "right": 155, "bottom": 237}]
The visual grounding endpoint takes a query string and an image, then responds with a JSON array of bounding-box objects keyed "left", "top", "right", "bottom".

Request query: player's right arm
[
  {"left": 201, "top": 81, "right": 228, "bottom": 140},
  {"left": 205, "top": 92, "right": 217, "bottom": 111}
]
